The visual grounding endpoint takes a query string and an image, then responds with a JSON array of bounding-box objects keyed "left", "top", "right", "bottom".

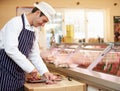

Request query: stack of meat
[
  {"left": 93, "top": 52, "right": 120, "bottom": 77},
  {"left": 41, "top": 48, "right": 99, "bottom": 68},
  {"left": 40, "top": 48, "right": 58, "bottom": 63}
]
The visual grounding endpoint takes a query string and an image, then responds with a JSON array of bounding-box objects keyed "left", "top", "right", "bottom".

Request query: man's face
[{"left": 33, "top": 11, "right": 49, "bottom": 27}]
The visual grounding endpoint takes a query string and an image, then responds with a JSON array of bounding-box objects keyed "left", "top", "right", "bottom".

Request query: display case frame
[{"left": 45, "top": 42, "right": 120, "bottom": 91}]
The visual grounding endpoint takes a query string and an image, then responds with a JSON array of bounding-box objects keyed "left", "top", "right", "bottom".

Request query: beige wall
[{"left": 0, "top": 0, "right": 120, "bottom": 42}]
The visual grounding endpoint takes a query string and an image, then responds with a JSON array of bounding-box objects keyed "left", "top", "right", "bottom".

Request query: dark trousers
[{"left": 16, "top": 86, "right": 24, "bottom": 91}]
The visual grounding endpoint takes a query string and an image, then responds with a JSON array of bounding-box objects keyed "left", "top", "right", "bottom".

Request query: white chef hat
[{"left": 34, "top": 1, "right": 56, "bottom": 22}]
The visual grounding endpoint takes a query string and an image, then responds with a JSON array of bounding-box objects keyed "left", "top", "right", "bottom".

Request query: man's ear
[{"left": 34, "top": 10, "right": 41, "bottom": 17}]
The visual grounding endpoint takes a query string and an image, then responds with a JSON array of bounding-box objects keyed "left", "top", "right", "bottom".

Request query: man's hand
[
  {"left": 29, "top": 68, "right": 39, "bottom": 80},
  {"left": 43, "top": 72, "right": 57, "bottom": 84}
]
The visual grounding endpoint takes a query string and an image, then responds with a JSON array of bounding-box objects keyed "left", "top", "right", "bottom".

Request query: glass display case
[{"left": 41, "top": 42, "right": 120, "bottom": 77}]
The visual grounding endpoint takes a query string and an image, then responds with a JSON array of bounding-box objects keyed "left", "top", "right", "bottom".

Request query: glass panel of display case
[{"left": 41, "top": 42, "right": 120, "bottom": 76}]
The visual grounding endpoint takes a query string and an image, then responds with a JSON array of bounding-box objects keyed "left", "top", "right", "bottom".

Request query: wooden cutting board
[{"left": 24, "top": 77, "right": 86, "bottom": 91}]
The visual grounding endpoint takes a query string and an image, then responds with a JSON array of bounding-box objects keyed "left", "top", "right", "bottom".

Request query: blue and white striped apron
[{"left": 0, "top": 14, "right": 35, "bottom": 91}]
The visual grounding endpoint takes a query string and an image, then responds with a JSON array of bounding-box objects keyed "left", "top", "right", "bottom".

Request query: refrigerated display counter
[{"left": 41, "top": 42, "right": 120, "bottom": 91}]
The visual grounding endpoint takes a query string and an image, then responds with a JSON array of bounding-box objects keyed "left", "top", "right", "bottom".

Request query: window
[
  {"left": 64, "top": 9, "right": 105, "bottom": 42},
  {"left": 86, "top": 10, "right": 104, "bottom": 39},
  {"left": 45, "top": 11, "right": 63, "bottom": 48},
  {"left": 44, "top": 8, "right": 105, "bottom": 48}
]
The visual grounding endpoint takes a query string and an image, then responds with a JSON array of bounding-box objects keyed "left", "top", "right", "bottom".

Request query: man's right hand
[{"left": 29, "top": 68, "right": 39, "bottom": 80}]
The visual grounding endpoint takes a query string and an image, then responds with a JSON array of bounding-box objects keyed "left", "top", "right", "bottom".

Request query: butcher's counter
[
  {"left": 24, "top": 74, "right": 86, "bottom": 91},
  {"left": 46, "top": 63, "right": 120, "bottom": 91}
]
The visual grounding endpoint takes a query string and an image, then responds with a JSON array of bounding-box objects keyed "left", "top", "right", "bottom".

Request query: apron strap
[{"left": 21, "top": 14, "right": 25, "bottom": 29}]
